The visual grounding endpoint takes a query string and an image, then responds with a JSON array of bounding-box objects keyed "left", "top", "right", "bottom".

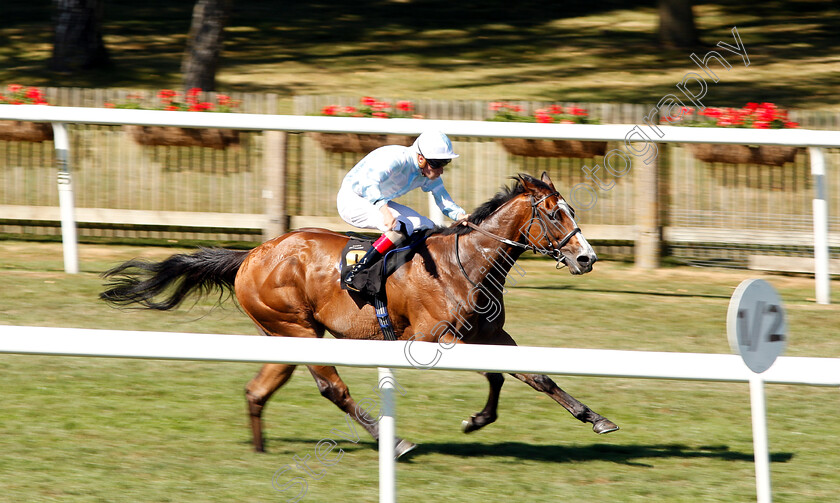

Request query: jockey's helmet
[{"left": 415, "top": 130, "right": 459, "bottom": 160}]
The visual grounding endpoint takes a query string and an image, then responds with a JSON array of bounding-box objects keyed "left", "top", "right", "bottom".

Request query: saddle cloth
[{"left": 339, "top": 231, "right": 428, "bottom": 300}]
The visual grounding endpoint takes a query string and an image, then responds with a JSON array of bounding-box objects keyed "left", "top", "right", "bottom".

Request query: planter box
[
  {"left": 0, "top": 121, "right": 54, "bottom": 142},
  {"left": 312, "top": 132, "right": 414, "bottom": 154},
  {"left": 497, "top": 138, "right": 608, "bottom": 158},
  {"left": 689, "top": 144, "right": 801, "bottom": 167},
  {"left": 124, "top": 125, "right": 239, "bottom": 149}
]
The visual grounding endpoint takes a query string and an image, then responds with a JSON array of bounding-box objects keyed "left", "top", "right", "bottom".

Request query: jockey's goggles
[{"left": 425, "top": 157, "right": 451, "bottom": 170}]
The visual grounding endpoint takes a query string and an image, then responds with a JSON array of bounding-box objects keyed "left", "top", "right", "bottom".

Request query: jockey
[{"left": 337, "top": 130, "right": 469, "bottom": 290}]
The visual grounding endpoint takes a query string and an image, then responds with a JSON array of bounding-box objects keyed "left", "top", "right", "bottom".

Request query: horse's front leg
[
  {"left": 462, "top": 372, "right": 504, "bottom": 433},
  {"left": 478, "top": 329, "right": 618, "bottom": 435},
  {"left": 510, "top": 372, "right": 619, "bottom": 434}
]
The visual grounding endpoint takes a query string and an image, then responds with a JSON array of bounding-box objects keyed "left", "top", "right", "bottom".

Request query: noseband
[{"left": 456, "top": 191, "right": 581, "bottom": 286}]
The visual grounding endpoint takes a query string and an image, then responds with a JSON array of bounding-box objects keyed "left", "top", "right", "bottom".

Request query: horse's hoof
[
  {"left": 593, "top": 418, "right": 619, "bottom": 434},
  {"left": 462, "top": 417, "right": 483, "bottom": 434},
  {"left": 395, "top": 439, "right": 417, "bottom": 459}
]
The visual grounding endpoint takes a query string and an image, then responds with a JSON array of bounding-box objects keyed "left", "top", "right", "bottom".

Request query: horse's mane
[{"left": 429, "top": 174, "right": 551, "bottom": 236}]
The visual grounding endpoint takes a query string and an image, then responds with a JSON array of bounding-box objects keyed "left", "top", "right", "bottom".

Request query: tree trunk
[
  {"left": 658, "top": 0, "right": 700, "bottom": 48},
  {"left": 182, "top": 0, "right": 232, "bottom": 91},
  {"left": 51, "top": 0, "right": 110, "bottom": 72}
]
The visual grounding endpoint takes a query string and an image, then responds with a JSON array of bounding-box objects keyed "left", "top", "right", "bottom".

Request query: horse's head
[{"left": 516, "top": 172, "right": 597, "bottom": 275}]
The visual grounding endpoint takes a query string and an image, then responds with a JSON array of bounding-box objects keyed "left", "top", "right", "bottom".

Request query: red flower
[
  {"left": 343, "top": 106, "right": 357, "bottom": 114},
  {"left": 7, "top": 84, "right": 23, "bottom": 94},
  {"left": 534, "top": 108, "right": 554, "bottom": 124},
  {"left": 321, "top": 105, "right": 339, "bottom": 115},
  {"left": 396, "top": 100, "right": 414, "bottom": 112},
  {"left": 216, "top": 94, "right": 231, "bottom": 106},
  {"left": 188, "top": 101, "right": 214, "bottom": 112},
  {"left": 361, "top": 96, "right": 376, "bottom": 106},
  {"left": 104, "top": 102, "right": 115, "bottom": 108},
  {"left": 548, "top": 105, "right": 564, "bottom": 114},
  {"left": 717, "top": 112, "right": 734, "bottom": 126},
  {"left": 568, "top": 106, "right": 587, "bottom": 116},
  {"left": 372, "top": 111, "right": 389, "bottom": 118},
  {"left": 186, "top": 88, "right": 202, "bottom": 104},
  {"left": 684, "top": 102, "right": 796, "bottom": 129},
  {"left": 489, "top": 101, "right": 504, "bottom": 111},
  {"left": 157, "top": 89, "right": 177, "bottom": 101}
]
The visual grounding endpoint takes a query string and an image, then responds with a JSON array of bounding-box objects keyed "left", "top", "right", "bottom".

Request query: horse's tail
[{"left": 99, "top": 247, "right": 250, "bottom": 310}]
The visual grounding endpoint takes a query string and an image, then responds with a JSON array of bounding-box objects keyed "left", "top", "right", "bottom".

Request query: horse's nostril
[{"left": 577, "top": 255, "right": 593, "bottom": 266}]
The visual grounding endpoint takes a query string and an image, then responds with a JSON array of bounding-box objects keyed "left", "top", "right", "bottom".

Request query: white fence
[
  {"left": 0, "top": 104, "right": 836, "bottom": 304},
  {"left": 4, "top": 326, "right": 840, "bottom": 385},
  {"left": 1, "top": 325, "right": 839, "bottom": 503}
]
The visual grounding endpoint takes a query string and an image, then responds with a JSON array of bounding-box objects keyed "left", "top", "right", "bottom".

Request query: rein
[{"left": 454, "top": 191, "right": 581, "bottom": 285}]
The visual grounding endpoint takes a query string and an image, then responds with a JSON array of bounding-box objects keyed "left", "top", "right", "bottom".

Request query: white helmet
[{"left": 414, "top": 130, "right": 459, "bottom": 160}]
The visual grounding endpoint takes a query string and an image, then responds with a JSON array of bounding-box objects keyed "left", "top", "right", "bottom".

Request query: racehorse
[{"left": 100, "top": 172, "right": 618, "bottom": 457}]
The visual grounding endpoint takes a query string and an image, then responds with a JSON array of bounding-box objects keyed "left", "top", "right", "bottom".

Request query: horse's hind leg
[
  {"left": 308, "top": 365, "right": 417, "bottom": 459},
  {"left": 462, "top": 372, "right": 504, "bottom": 433},
  {"left": 510, "top": 372, "right": 618, "bottom": 434},
  {"left": 246, "top": 363, "right": 297, "bottom": 452}
]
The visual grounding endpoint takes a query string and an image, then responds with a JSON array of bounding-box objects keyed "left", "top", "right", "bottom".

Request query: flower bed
[
  {"left": 106, "top": 88, "right": 241, "bottom": 149},
  {"left": 0, "top": 85, "right": 53, "bottom": 142},
  {"left": 312, "top": 97, "right": 420, "bottom": 153},
  {"left": 488, "top": 102, "right": 606, "bottom": 158},
  {"left": 671, "top": 103, "right": 802, "bottom": 166}
]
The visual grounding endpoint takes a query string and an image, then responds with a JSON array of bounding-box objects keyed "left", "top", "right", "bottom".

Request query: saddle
[{"left": 339, "top": 231, "right": 429, "bottom": 340}]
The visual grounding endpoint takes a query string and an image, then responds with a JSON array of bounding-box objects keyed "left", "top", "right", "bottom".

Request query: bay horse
[{"left": 100, "top": 172, "right": 618, "bottom": 457}]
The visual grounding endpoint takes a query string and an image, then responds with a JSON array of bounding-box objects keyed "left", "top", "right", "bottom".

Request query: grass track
[{"left": 1, "top": 240, "right": 839, "bottom": 502}]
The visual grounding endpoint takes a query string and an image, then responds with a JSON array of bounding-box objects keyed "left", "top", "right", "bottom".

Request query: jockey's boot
[{"left": 343, "top": 234, "right": 397, "bottom": 291}]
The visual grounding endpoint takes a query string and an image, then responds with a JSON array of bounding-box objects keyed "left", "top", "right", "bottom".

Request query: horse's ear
[
  {"left": 517, "top": 173, "right": 538, "bottom": 191},
  {"left": 540, "top": 171, "right": 556, "bottom": 190}
]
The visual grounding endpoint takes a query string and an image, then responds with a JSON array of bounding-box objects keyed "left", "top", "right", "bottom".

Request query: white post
[
  {"left": 749, "top": 375, "right": 772, "bottom": 503},
  {"left": 428, "top": 192, "right": 444, "bottom": 226},
  {"left": 808, "top": 147, "right": 830, "bottom": 304},
  {"left": 53, "top": 122, "right": 79, "bottom": 274},
  {"left": 378, "top": 367, "right": 396, "bottom": 503}
]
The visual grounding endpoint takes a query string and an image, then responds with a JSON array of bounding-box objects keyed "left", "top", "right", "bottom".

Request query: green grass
[
  {"left": 1, "top": 240, "right": 839, "bottom": 501},
  {"left": 1, "top": 1, "right": 839, "bottom": 109}
]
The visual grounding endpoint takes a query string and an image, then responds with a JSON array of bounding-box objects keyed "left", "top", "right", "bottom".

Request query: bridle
[{"left": 455, "top": 191, "right": 581, "bottom": 286}]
